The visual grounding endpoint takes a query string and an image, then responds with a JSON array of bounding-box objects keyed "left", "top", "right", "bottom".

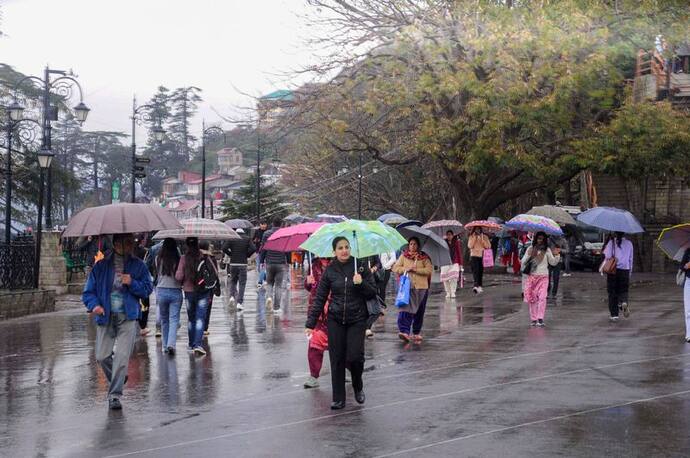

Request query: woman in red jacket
[{"left": 303, "top": 256, "right": 331, "bottom": 388}]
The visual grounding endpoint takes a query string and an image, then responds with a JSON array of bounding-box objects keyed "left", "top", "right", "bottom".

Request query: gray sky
[{"left": 0, "top": 0, "right": 317, "bottom": 138}]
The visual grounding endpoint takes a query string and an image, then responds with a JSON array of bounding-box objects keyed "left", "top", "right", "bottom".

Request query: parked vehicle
[{"left": 568, "top": 222, "right": 605, "bottom": 271}]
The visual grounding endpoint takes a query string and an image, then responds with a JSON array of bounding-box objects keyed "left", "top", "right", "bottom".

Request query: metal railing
[{"left": 0, "top": 238, "right": 36, "bottom": 290}]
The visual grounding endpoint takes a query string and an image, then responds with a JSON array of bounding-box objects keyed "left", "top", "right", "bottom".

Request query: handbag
[
  {"left": 395, "top": 274, "right": 411, "bottom": 308},
  {"left": 602, "top": 243, "right": 617, "bottom": 275},
  {"left": 482, "top": 249, "right": 494, "bottom": 268},
  {"left": 521, "top": 257, "right": 534, "bottom": 275},
  {"left": 677, "top": 269, "right": 687, "bottom": 287}
]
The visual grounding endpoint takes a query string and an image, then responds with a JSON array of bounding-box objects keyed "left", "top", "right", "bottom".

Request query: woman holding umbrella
[
  {"left": 602, "top": 232, "right": 634, "bottom": 321},
  {"left": 304, "top": 237, "right": 378, "bottom": 409},
  {"left": 521, "top": 231, "right": 561, "bottom": 327},
  {"left": 392, "top": 237, "right": 433, "bottom": 342},
  {"left": 468, "top": 227, "right": 492, "bottom": 294}
]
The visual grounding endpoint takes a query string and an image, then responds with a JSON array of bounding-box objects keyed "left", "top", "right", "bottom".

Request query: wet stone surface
[{"left": 1, "top": 270, "right": 690, "bottom": 457}]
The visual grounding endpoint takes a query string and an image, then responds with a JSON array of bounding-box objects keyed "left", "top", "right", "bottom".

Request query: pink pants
[{"left": 525, "top": 275, "right": 549, "bottom": 321}]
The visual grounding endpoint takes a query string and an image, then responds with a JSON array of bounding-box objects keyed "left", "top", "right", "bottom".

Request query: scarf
[{"left": 402, "top": 249, "right": 429, "bottom": 262}]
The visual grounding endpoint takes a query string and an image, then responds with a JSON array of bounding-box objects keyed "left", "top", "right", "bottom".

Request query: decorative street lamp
[
  {"left": 11, "top": 66, "right": 90, "bottom": 229},
  {"left": 200, "top": 121, "right": 225, "bottom": 219},
  {"left": 33, "top": 147, "right": 54, "bottom": 288},
  {"left": 130, "top": 96, "right": 165, "bottom": 203}
]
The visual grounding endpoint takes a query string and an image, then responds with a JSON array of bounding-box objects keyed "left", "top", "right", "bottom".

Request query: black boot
[{"left": 330, "top": 400, "right": 346, "bottom": 410}]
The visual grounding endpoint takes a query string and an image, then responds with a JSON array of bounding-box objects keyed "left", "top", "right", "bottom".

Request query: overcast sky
[{"left": 0, "top": 0, "right": 317, "bottom": 137}]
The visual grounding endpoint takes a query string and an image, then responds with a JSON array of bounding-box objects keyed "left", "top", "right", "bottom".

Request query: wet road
[{"left": 2, "top": 270, "right": 690, "bottom": 457}]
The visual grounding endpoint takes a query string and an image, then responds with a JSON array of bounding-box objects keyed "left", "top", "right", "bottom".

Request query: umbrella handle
[
  {"left": 353, "top": 230, "right": 357, "bottom": 272},
  {"left": 308, "top": 252, "right": 312, "bottom": 275}
]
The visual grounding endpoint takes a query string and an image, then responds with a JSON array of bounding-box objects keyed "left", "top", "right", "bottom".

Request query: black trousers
[
  {"left": 606, "top": 269, "right": 630, "bottom": 317},
  {"left": 548, "top": 264, "right": 561, "bottom": 296},
  {"left": 378, "top": 269, "right": 391, "bottom": 302},
  {"left": 327, "top": 318, "right": 366, "bottom": 403},
  {"left": 471, "top": 256, "right": 484, "bottom": 287},
  {"left": 138, "top": 297, "right": 150, "bottom": 329}
]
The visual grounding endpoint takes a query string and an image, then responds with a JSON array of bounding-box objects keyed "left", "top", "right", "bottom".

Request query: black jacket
[
  {"left": 222, "top": 236, "right": 256, "bottom": 265},
  {"left": 306, "top": 257, "right": 378, "bottom": 328},
  {"left": 260, "top": 227, "right": 289, "bottom": 265}
]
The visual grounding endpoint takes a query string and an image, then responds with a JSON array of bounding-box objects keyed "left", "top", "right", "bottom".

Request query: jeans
[
  {"left": 185, "top": 291, "right": 209, "bottom": 348},
  {"left": 327, "top": 318, "right": 366, "bottom": 403},
  {"left": 266, "top": 264, "right": 287, "bottom": 309},
  {"left": 471, "top": 256, "right": 484, "bottom": 287},
  {"left": 95, "top": 313, "right": 137, "bottom": 400},
  {"left": 606, "top": 269, "right": 630, "bottom": 317},
  {"left": 157, "top": 287, "right": 183, "bottom": 349},
  {"left": 256, "top": 257, "right": 266, "bottom": 284},
  {"left": 548, "top": 264, "right": 561, "bottom": 296},
  {"left": 229, "top": 265, "right": 248, "bottom": 304}
]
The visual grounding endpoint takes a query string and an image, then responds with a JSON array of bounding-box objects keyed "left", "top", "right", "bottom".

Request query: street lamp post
[
  {"left": 256, "top": 121, "right": 261, "bottom": 224},
  {"left": 200, "top": 121, "right": 225, "bottom": 219},
  {"left": 34, "top": 147, "right": 54, "bottom": 288},
  {"left": 1, "top": 104, "right": 42, "bottom": 244},
  {"left": 357, "top": 150, "right": 363, "bottom": 219},
  {"left": 130, "top": 96, "right": 165, "bottom": 203}
]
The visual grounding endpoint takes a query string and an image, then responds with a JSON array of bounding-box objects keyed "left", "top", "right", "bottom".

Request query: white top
[
  {"left": 521, "top": 246, "right": 560, "bottom": 276},
  {"left": 380, "top": 251, "right": 397, "bottom": 270}
]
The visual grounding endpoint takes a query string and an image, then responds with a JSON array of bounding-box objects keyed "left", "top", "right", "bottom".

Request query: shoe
[
  {"left": 203, "top": 330, "right": 210, "bottom": 337},
  {"left": 398, "top": 332, "right": 411, "bottom": 342},
  {"left": 562, "top": 273, "right": 572, "bottom": 277},
  {"left": 365, "top": 329, "right": 374, "bottom": 338},
  {"left": 330, "top": 401, "right": 345, "bottom": 410},
  {"left": 478, "top": 287, "right": 484, "bottom": 293},
  {"left": 354, "top": 390, "right": 365, "bottom": 404},
  {"left": 685, "top": 338, "right": 690, "bottom": 343},
  {"left": 530, "top": 320, "right": 537, "bottom": 327},
  {"left": 166, "top": 346, "right": 175, "bottom": 356},
  {"left": 621, "top": 302, "right": 630, "bottom": 318},
  {"left": 445, "top": 293, "right": 451, "bottom": 299},
  {"left": 256, "top": 283, "right": 262, "bottom": 289},
  {"left": 163, "top": 346, "right": 169, "bottom": 354},
  {"left": 450, "top": 292, "right": 456, "bottom": 298},
  {"left": 155, "top": 328, "right": 162, "bottom": 338},
  {"left": 108, "top": 398, "right": 122, "bottom": 410},
  {"left": 473, "top": 287, "right": 478, "bottom": 294},
  {"left": 266, "top": 297, "right": 273, "bottom": 310},
  {"left": 303, "top": 376, "right": 320, "bottom": 388},
  {"left": 412, "top": 334, "right": 423, "bottom": 342},
  {"left": 193, "top": 346, "right": 206, "bottom": 355},
  {"left": 228, "top": 296, "right": 236, "bottom": 306},
  {"left": 610, "top": 316, "right": 619, "bottom": 322},
  {"left": 140, "top": 328, "right": 150, "bottom": 336},
  {"left": 236, "top": 302, "right": 244, "bottom": 311},
  {"left": 537, "top": 319, "right": 545, "bottom": 327}
]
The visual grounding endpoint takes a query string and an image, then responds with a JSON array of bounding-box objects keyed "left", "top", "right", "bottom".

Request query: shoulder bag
[{"left": 601, "top": 242, "right": 617, "bottom": 275}]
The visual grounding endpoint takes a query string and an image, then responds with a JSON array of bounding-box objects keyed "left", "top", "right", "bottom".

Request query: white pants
[{"left": 684, "top": 279, "right": 690, "bottom": 339}]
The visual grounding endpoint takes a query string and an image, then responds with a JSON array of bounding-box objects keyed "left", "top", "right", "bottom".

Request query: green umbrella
[{"left": 299, "top": 220, "right": 408, "bottom": 265}]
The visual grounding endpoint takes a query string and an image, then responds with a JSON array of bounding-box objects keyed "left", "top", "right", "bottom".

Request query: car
[{"left": 567, "top": 222, "right": 605, "bottom": 271}]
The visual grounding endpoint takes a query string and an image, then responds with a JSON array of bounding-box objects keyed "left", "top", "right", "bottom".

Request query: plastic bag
[{"left": 395, "top": 274, "right": 411, "bottom": 308}]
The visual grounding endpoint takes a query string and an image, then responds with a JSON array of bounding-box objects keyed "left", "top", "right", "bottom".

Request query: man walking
[
  {"left": 261, "top": 218, "right": 289, "bottom": 312},
  {"left": 222, "top": 228, "right": 256, "bottom": 311},
  {"left": 82, "top": 233, "right": 153, "bottom": 410}
]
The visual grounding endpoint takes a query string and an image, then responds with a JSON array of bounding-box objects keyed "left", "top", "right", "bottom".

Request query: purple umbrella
[{"left": 577, "top": 207, "right": 644, "bottom": 234}]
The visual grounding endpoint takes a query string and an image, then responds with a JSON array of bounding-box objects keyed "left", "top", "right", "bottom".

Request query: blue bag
[{"left": 395, "top": 274, "right": 411, "bottom": 308}]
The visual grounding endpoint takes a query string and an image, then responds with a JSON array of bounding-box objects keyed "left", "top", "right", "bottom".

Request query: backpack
[{"left": 195, "top": 256, "right": 219, "bottom": 293}]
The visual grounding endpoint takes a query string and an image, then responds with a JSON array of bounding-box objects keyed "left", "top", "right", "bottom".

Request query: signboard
[
  {"left": 134, "top": 173, "right": 147, "bottom": 179},
  {"left": 112, "top": 179, "right": 120, "bottom": 204},
  {"left": 135, "top": 157, "right": 151, "bottom": 164}
]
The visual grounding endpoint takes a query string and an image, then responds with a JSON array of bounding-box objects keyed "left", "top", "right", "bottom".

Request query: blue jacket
[{"left": 82, "top": 252, "right": 153, "bottom": 325}]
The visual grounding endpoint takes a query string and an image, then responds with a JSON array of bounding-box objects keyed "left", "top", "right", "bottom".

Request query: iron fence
[{"left": 0, "top": 238, "right": 36, "bottom": 290}]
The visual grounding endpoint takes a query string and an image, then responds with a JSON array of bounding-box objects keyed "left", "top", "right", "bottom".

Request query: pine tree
[{"left": 219, "top": 173, "right": 289, "bottom": 222}]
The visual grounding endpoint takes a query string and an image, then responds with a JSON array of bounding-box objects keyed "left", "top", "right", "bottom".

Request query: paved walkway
[{"left": 1, "top": 270, "right": 689, "bottom": 457}]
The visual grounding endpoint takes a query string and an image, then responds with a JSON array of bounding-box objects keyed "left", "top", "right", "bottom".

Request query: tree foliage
[{"left": 220, "top": 173, "right": 289, "bottom": 222}]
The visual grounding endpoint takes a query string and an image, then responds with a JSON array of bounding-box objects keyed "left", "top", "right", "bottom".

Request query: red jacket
[
  {"left": 447, "top": 237, "right": 464, "bottom": 266},
  {"left": 304, "top": 259, "right": 330, "bottom": 351}
]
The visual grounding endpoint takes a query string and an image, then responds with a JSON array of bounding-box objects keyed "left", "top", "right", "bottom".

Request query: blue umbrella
[
  {"left": 377, "top": 213, "right": 407, "bottom": 223},
  {"left": 577, "top": 207, "right": 644, "bottom": 234}
]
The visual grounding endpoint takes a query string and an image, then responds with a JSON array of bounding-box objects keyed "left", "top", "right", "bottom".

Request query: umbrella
[
  {"left": 300, "top": 219, "right": 408, "bottom": 260},
  {"left": 153, "top": 218, "right": 241, "bottom": 241},
  {"left": 577, "top": 207, "right": 644, "bottom": 234},
  {"left": 284, "top": 213, "right": 311, "bottom": 225},
  {"left": 422, "top": 219, "right": 465, "bottom": 236},
  {"left": 397, "top": 224, "right": 452, "bottom": 266},
  {"left": 505, "top": 214, "right": 563, "bottom": 236},
  {"left": 62, "top": 203, "right": 182, "bottom": 237},
  {"left": 377, "top": 213, "right": 408, "bottom": 225},
  {"left": 464, "top": 220, "right": 502, "bottom": 233},
  {"left": 262, "top": 222, "right": 326, "bottom": 252},
  {"left": 224, "top": 218, "right": 253, "bottom": 229},
  {"left": 314, "top": 214, "right": 348, "bottom": 223},
  {"left": 526, "top": 205, "right": 576, "bottom": 225},
  {"left": 396, "top": 220, "right": 423, "bottom": 229},
  {"left": 657, "top": 223, "right": 690, "bottom": 262}
]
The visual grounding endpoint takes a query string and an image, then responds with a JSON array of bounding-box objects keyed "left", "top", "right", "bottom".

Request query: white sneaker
[
  {"left": 266, "top": 297, "right": 273, "bottom": 310},
  {"left": 365, "top": 329, "right": 374, "bottom": 338},
  {"left": 228, "top": 297, "right": 236, "bottom": 307},
  {"left": 450, "top": 292, "right": 456, "bottom": 298},
  {"left": 236, "top": 302, "right": 244, "bottom": 311},
  {"left": 610, "top": 316, "right": 619, "bottom": 322},
  {"left": 478, "top": 287, "right": 484, "bottom": 293},
  {"left": 562, "top": 273, "right": 572, "bottom": 277},
  {"left": 445, "top": 293, "right": 451, "bottom": 299},
  {"left": 472, "top": 287, "right": 478, "bottom": 294}
]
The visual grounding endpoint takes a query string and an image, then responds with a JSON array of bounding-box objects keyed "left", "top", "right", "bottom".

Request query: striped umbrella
[
  {"left": 657, "top": 223, "right": 690, "bottom": 262},
  {"left": 153, "top": 218, "right": 241, "bottom": 241},
  {"left": 505, "top": 214, "right": 563, "bottom": 236},
  {"left": 464, "top": 220, "right": 502, "bottom": 233},
  {"left": 300, "top": 219, "right": 408, "bottom": 259},
  {"left": 422, "top": 219, "right": 465, "bottom": 235}
]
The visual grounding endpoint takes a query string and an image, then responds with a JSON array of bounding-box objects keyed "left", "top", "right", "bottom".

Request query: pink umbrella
[{"left": 262, "top": 222, "right": 326, "bottom": 252}]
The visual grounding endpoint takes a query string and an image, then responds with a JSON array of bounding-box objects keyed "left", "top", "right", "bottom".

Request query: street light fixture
[
  {"left": 73, "top": 102, "right": 91, "bottom": 124},
  {"left": 37, "top": 147, "right": 54, "bottom": 169},
  {"left": 130, "top": 95, "right": 165, "bottom": 202},
  {"left": 33, "top": 146, "right": 54, "bottom": 288},
  {"left": 152, "top": 124, "right": 165, "bottom": 143},
  {"left": 200, "top": 121, "right": 225, "bottom": 219},
  {"left": 8, "top": 101, "right": 24, "bottom": 122}
]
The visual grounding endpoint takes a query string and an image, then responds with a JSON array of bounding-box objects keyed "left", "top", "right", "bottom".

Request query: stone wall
[
  {"left": 39, "top": 231, "right": 68, "bottom": 295},
  {"left": 0, "top": 289, "right": 56, "bottom": 320}
]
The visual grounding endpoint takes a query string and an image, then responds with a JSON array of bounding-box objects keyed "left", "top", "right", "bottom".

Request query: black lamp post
[
  {"left": 200, "top": 121, "right": 225, "bottom": 219},
  {"left": 34, "top": 147, "right": 54, "bottom": 288},
  {"left": 1, "top": 104, "right": 42, "bottom": 244},
  {"left": 12, "top": 67, "right": 90, "bottom": 229},
  {"left": 130, "top": 96, "right": 165, "bottom": 202}
]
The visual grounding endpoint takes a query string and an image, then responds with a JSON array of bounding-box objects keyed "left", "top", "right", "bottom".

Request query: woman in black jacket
[{"left": 305, "top": 236, "right": 378, "bottom": 410}]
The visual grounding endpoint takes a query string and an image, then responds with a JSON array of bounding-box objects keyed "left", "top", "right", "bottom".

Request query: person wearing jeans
[
  {"left": 154, "top": 238, "right": 183, "bottom": 354},
  {"left": 602, "top": 232, "right": 634, "bottom": 321},
  {"left": 261, "top": 218, "right": 289, "bottom": 311},
  {"left": 222, "top": 229, "right": 255, "bottom": 311},
  {"left": 175, "top": 237, "right": 212, "bottom": 355}
]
